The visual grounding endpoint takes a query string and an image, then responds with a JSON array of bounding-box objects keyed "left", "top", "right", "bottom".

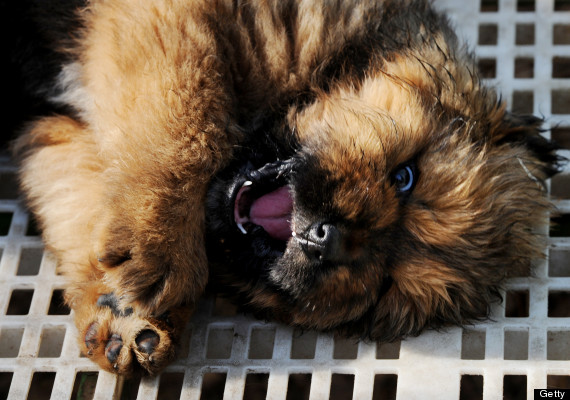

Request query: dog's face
[{"left": 206, "top": 51, "right": 558, "bottom": 341}]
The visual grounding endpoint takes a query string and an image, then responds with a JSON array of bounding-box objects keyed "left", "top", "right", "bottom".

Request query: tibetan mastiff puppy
[{"left": 12, "top": 0, "right": 560, "bottom": 376}]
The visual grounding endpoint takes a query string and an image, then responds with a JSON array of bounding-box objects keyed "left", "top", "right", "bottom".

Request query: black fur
[{"left": 2, "top": 0, "right": 84, "bottom": 148}]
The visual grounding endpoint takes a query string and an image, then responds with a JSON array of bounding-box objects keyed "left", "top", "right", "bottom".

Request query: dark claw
[
  {"left": 84, "top": 322, "right": 99, "bottom": 351},
  {"left": 105, "top": 334, "right": 123, "bottom": 363},
  {"left": 135, "top": 329, "right": 160, "bottom": 354}
]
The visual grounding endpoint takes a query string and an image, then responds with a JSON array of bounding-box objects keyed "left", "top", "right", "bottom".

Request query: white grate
[{"left": 1, "top": 0, "right": 569, "bottom": 398}]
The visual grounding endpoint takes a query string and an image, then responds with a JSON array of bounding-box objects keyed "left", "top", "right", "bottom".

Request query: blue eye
[{"left": 392, "top": 164, "right": 416, "bottom": 193}]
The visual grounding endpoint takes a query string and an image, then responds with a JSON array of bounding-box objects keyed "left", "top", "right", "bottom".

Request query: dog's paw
[
  {"left": 76, "top": 292, "right": 192, "bottom": 376},
  {"left": 94, "top": 217, "right": 208, "bottom": 317}
]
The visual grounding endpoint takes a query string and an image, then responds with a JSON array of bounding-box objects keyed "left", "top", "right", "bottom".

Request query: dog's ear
[{"left": 491, "top": 112, "right": 563, "bottom": 179}]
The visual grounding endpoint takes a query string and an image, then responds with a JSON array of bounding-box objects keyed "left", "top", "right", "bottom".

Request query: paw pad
[
  {"left": 105, "top": 334, "right": 123, "bottom": 364},
  {"left": 84, "top": 322, "right": 99, "bottom": 353},
  {"left": 136, "top": 329, "right": 160, "bottom": 354}
]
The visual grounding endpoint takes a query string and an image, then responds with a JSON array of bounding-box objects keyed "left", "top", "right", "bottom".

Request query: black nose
[{"left": 300, "top": 222, "right": 342, "bottom": 262}]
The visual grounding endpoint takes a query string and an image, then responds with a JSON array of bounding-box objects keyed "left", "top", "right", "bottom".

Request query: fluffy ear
[{"left": 492, "top": 112, "right": 563, "bottom": 179}]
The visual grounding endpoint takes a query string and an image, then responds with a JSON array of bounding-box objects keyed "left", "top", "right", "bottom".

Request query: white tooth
[
  {"left": 237, "top": 223, "right": 248, "bottom": 234},
  {"left": 291, "top": 231, "right": 297, "bottom": 237},
  {"left": 242, "top": 180, "right": 253, "bottom": 187}
]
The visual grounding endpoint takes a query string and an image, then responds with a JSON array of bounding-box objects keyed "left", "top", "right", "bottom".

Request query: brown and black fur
[{"left": 10, "top": 0, "right": 560, "bottom": 376}]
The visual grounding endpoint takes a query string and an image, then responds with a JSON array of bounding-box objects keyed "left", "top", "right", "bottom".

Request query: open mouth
[{"left": 231, "top": 160, "right": 294, "bottom": 241}]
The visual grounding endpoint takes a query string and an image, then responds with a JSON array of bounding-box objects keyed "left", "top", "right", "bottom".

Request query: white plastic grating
[{"left": 0, "top": 0, "right": 569, "bottom": 399}]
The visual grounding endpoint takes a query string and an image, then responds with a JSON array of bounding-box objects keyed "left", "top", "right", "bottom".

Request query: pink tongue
[{"left": 249, "top": 186, "right": 293, "bottom": 241}]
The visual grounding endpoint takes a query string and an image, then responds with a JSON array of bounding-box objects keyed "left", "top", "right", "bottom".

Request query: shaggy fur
[{"left": 12, "top": 0, "right": 559, "bottom": 376}]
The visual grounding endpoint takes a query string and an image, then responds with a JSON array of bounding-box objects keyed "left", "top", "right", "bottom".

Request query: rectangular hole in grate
[
  {"left": 48, "top": 289, "right": 71, "bottom": 315},
  {"left": 514, "top": 57, "right": 534, "bottom": 78},
  {"left": 333, "top": 333, "right": 358, "bottom": 360},
  {"left": 503, "top": 375, "right": 527, "bottom": 400},
  {"left": 0, "top": 327, "right": 24, "bottom": 357},
  {"left": 248, "top": 328, "right": 275, "bottom": 360},
  {"left": 554, "top": 24, "right": 570, "bottom": 45},
  {"left": 0, "top": 212, "right": 12, "bottom": 236},
  {"left": 548, "top": 375, "right": 570, "bottom": 389},
  {"left": 547, "top": 331, "right": 570, "bottom": 360},
  {"left": 551, "top": 175, "right": 570, "bottom": 199},
  {"left": 478, "top": 58, "right": 496, "bottom": 78},
  {"left": 549, "top": 249, "right": 570, "bottom": 277},
  {"left": 517, "top": 0, "right": 535, "bottom": 11},
  {"left": 555, "top": 0, "right": 570, "bottom": 11},
  {"left": 516, "top": 24, "right": 535, "bottom": 45},
  {"left": 291, "top": 328, "right": 318, "bottom": 359},
  {"left": 372, "top": 374, "right": 398, "bottom": 400},
  {"left": 6, "top": 289, "right": 34, "bottom": 315},
  {"left": 460, "top": 375, "right": 483, "bottom": 400},
  {"left": 157, "top": 372, "right": 185, "bottom": 400},
  {"left": 17, "top": 247, "right": 43, "bottom": 276},
  {"left": 200, "top": 372, "right": 227, "bottom": 400},
  {"left": 28, "top": 372, "right": 56, "bottom": 400},
  {"left": 552, "top": 90, "right": 570, "bottom": 115},
  {"left": 330, "top": 374, "right": 355, "bottom": 400},
  {"left": 481, "top": 0, "right": 498, "bottom": 12},
  {"left": 478, "top": 24, "right": 498, "bottom": 45},
  {"left": 206, "top": 327, "right": 234, "bottom": 359},
  {"left": 71, "top": 372, "right": 98, "bottom": 400},
  {"left": 504, "top": 329, "right": 529, "bottom": 360},
  {"left": 38, "top": 326, "right": 66, "bottom": 357},
  {"left": 0, "top": 172, "right": 18, "bottom": 200},
  {"left": 287, "top": 374, "right": 312, "bottom": 400},
  {"left": 511, "top": 91, "right": 534, "bottom": 114},
  {"left": 553, "top": 57, "right": 570, "bottom": 78},
  {"left": 119, "top": 376, "right": 142, "bottom": 400},
  {"left": 243, "top": 373, "right": 269, "bottom": 400},
  {"left": 551, "top": 215, "right": 570, "bottom": 237},
  {"left": 0, "top": 372, "right": 13, "bottom": 399},
  {"left": 376, "top": 340, "right": 401, "bottom": 359},
  {"left": 248, "top": 327, "right": 275, "bottom": 359},
  {"left": 505, "top": 290, "right": 529, "bottom": 317},
  {"left": 461, "top": 329, "right": 486, "bottom": 360},
  {"left": 26, "top": 217, "right": 41, "bottom": 236},
  {"left": 551, "top": 126, "right": 570, "bottom": 149},
  {"left": 548, "top": 291, "right": 570, "bottom": 317}
]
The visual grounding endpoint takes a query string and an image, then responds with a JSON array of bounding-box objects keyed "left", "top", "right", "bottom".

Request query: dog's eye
[{"left": 392, "top": 163, "right": 417, "bottom": 194}]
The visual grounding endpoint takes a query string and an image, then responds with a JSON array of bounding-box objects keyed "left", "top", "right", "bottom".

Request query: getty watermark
[{"left": 535, "top": 389, "right": 570, "bottom": 399}]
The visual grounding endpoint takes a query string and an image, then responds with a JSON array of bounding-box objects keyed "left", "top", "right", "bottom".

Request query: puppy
[{"left": 12, "top": 0, "right": 559, "bottom": 376}]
